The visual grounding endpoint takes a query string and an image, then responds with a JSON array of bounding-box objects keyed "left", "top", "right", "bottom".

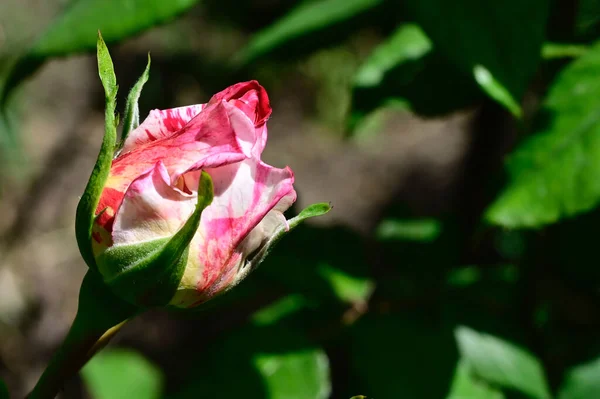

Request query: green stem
[{"left": 28, "top": 271, "right": 139, "bottom": 399}]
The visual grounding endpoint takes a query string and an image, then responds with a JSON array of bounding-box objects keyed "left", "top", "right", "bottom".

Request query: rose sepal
[
  {"left": 120, "top": 53, "right": 151, "bottom": 150},
  {"left": 96, "top": 171, "right": 214, "bottom": 308},
  {"left": 75, "top": 32, "right": 118, "bottom": 271}
]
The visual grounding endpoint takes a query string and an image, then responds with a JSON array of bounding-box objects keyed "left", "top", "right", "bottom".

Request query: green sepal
[
  {"left": 75, "top": 32, "right": 118, "bottom": 271},
  {"left": 120, "top": 53, "right": 151, "bottom": 148},
  {"left": 96, "top": 172, "right": 214, "bottom": 308}
]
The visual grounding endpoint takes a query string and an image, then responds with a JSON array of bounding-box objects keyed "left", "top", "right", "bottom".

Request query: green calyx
[
  {"left": 75, "top": 33, "right": 152, "bottom": 271},
  {"left": 75, "top": 32, "right": 118, "bottom": 271},
  {"left": 96, "top": 172, "right": 214, "bottom": 308}
]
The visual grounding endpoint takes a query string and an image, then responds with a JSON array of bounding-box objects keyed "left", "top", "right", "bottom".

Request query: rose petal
[
  {"left": 121, "top": 104, "right": 205, "bottom": 153},
  {"left": 208, "top": 80, "right": 270, "bottom": 158},
  {"left": 96, "top": 100, "right": 256, "bottom": 235},
  {"left": 111, "top": 161, "right": 197, "bottom": 247},
  {"left": 171, "top": 158, "right": 296, "bottom": 307}
]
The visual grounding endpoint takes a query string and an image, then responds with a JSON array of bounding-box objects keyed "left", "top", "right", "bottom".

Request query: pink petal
[
  {"left": 171, "top": 158, "right": 296, "bottom": 307},
  {"left": 111, "top": 161, "right": 197, "bottom": 247},
  {"left": 96, "top": 100, "right": 256, "bottom": 235},
  {"left": 207, "top": 80, "right": 271, "bottom": 158},
  {"left": 121, "top": 104, "right": 205, "bottom": 153}
]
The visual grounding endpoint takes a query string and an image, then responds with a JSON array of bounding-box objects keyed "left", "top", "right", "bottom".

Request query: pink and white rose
[{"left": 91, "top": 81, "right": 296, "bottom": 308}]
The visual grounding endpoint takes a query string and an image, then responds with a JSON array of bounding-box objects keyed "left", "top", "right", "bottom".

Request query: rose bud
[
  {"left": 77, "top": 38, "right": 329, "bottom": 310},
  {"left": 79, "top": 80, "right": 306, "bottom": 308}
]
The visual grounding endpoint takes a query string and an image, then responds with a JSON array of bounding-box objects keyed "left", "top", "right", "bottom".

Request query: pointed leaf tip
[
  {"left": 297, "top": 202, "right": 332, "bottom": 220},
  {"left": 121, "top": 53, "right": 151, "bottom": 145},
  {"left": 96, "top": 32, "right": 117, "bottom": 99}
]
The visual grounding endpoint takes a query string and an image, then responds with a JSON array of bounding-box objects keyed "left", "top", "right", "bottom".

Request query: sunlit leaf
[
  {"left": 375, "top": 218, "right": 442, "bottom": 242},
  {"left": 455, "top": 326, "right": 551, "bottom": 399},
  {"left": 447, "top": 359, "right": 504, "bottom": 399},
  {"left": 542, "top": 43, "right": 589, "bottom": 59},
  {"left": 486, "top": 41, "right": 600, "bottom": 228},
  {"left": 473, "top": 65, "right": 522, "bottom": 118},
  {"left": 354, "top": 24, "right": 432, "bottom": 88},
  {"left": 81, "top": 349, "right": 163, "bottom": 399},
  {"left": 237, "top": 0, "right": 383, "bottom": 63},
  {"left": 317, "top": 263, "right": 374, "bottom": 304},
  {"left": 557, "top": 357, "right": 600, "bottom": 399},
  {"left": 407, "top": 0, "right": 549, "bottom": 112}
]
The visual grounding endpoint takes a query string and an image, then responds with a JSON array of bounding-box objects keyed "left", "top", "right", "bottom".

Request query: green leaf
[
  {"left": 316, "top": 263, "right": 374, "bottom": 304},
  {"left": 542, "top": 43, "right": 590, "bottom": 59},
  {"left": 375, "top": 218, "right": 442, "bottom": 242},
  {"left": 81, "top": 349, "right": 163, "bottom": 399},
  {"left": 98, "top": 172, "right": 213, "bottom": 307},
  {"left": 0, "top": 0, "right": 199, "bottom": 106},
  {"left": 473, "top": 65, "right": 522, "bottom": 119},
  {"left": 169, "top": 326, "right": 331, "bottom": 399},
  {"left": 455, "top": 326, "right": 551, "bottom": 399},
  {"left": 121, "top": 53, "right": 151, "bottom": 146},
  {"left": 407, "top": 0, "right": 549, "bottom": 112},
  {"left": 236, "top": 0, "right": 383, "bottom": 63},
  {"left": 557, "top": 357, "right": 600, "bottom": 399},
  {"left": 75, "top": 33, "right": 118, "bottom": 271},
  {"left": 486, "top": 41, "right": 600, "bottom": 228},
  {"left": 252, "top": 294, "right": 313, "bottom": 326},
  {"left": 447, "top": 359, "right": 505, "bottom": 399},
  {"left": 258, "top": 225, "right": 371, "bottom": 306},
  {"left": 354, "top": 24, "right": 432, "bottom": 88}
]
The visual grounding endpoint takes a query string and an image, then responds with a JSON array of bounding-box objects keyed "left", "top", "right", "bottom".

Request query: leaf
[
  {"left": 236, "top": 0, "right": 383, "bottom": 63},
  {"left": 447, "top": 359, "right": 505, "bottom": 399},
  {"left": 542, "top": 43, "right": 589, "bottom": 59},
  {"left": 252, "top": 294, "right": 313, "bottom": 326},
  {"left": 169, "top": 325, "right": 331, "bottom": 399},
  {"left": 354, "top": 24, "right": 432, "bottom": 88},
  {"left": 406, "top": 0, "right": 549, "bottom": 113},
  {"left": 258, "top": 224, "right": 371, "bottom": 306},
  {"left": 75, "top": 33, "right": 118, "bottom": 271},
  {"left": 557, "top": 357, "right": 600, "bottom": 399},
  {"left": 1, "top": 0, "right": 200, "bottom": 106},
  {"left": 455, "top": 326, "right": 551, "bottom": 399},
  {"left": 375, "top": 217, "right": 442, "bottom": 242},
  {"left": 486, "top": 41, "right": 600, "bottom": 228},
  {"left": 121, "top": 53, "right": 151, "bottom": 146},
  {"left": 473, "top": 65, "right": 522, "bottom": 119},
  {"left": 81, "top": 349, "right": 163, "bottom": 399},
  {"left": 316, "top": 263, "right": 374, "bottom": 304}
]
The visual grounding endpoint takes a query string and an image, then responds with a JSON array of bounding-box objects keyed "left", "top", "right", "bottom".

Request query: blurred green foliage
[{"left": 3, "top": 0, "right": 600, "bottom": 398}]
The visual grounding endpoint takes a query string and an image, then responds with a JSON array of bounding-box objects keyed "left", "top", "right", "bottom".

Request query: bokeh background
[{"left": 1, "top": 0, "right": 600, "bottom": 398}]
